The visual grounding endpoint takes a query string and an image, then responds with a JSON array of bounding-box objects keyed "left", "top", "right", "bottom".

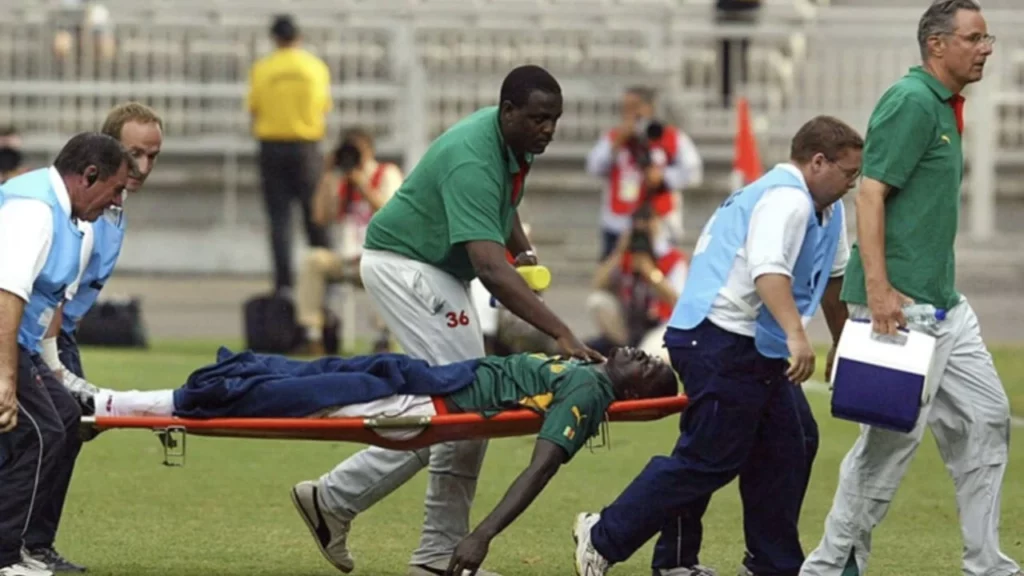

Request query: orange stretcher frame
[{"left": 80, "top": 395, "right": 689, "bottom": 464}]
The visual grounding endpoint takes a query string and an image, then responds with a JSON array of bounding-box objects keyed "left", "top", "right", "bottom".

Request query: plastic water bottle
[{"left": 903, "top": 303, "right": 946, "bottom": 329}]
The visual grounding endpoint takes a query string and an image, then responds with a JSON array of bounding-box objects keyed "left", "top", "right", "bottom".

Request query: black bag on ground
[
  {"left": 244, "top": 294, "right": 302, "bottom": 353},
  {"left": 243, "top": 293, "right": 342, "bottom": 355},
  {"left": 76, "top": 297, "right": 149, "bottom": 348}
]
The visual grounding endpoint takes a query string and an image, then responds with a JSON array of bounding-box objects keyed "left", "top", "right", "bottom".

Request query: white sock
[{"left": 95, "top": 390, "right": 175, "bottom": 417}]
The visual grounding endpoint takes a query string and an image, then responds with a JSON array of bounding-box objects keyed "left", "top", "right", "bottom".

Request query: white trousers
[
  {"left": 315, "top": 249, "right": 488, "bottom": 569},
  {"left": 801, "top": 297, "right": 1019, "bottom": 576}
]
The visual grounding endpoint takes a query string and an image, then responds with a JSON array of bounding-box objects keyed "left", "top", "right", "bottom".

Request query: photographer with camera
[
  {"left": 0, "top": 127, "right": 27, "bottom": 185},
  {"left": 585, "top": 202, "right": 689, "bottom": 360},
  {"left": 296, "top": 126, "right": 403, "bottom": 355},
  {"left": 586, "top": 86, "right": 703, "bottom": 257}
]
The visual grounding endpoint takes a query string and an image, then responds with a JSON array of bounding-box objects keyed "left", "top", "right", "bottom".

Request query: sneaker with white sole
[
  {"left": 290, "top": 480, "right": 355, "bottom": 573},
  {"left": 407, "top": 563, "right": 503, "bottom": 576},
  {"left": 17, "top": 551, "right": 47, "bottom": 573},
  {"left": 0, "top": 561, "right": 53, "bottom": 576},
  {"left": 573, "top": 513, "right": 610, "bottom": 576},
  {"left": 655, "top": 566, "right": 718, "bottom": 576},
  {"left": 25, "top": 547, "right": 86, "bottom": 573}
]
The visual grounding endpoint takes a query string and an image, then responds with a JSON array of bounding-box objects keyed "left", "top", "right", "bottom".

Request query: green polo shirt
[
  {"left": 841, "top": 66, "right": 964, "bottom": 311},
  {"left": 363, "top": 106, "right": 532, "bottom": 282}
]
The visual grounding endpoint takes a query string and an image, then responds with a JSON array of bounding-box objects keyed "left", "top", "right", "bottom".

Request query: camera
[
  {"left": 629, "top": 117, "right": 664, "bottom": 169},
  {"left": 334, "top": 141, "right": 362, "bottom": 173},
  {"left": 0, "top": 147, "right": 22, "bottom": 175}
]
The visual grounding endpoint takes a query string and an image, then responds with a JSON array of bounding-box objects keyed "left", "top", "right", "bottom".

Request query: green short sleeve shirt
[
  {"left": 842, "top": 66, "right": 964, "bottom": 310},
  {"left": 449, "top": 353, "right": 615, "bottom": 461},
  {"left": 363, "top": 106, "right": 533, "bottom": 282}
]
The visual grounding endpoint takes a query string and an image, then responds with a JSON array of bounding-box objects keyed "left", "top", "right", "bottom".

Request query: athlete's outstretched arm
[{"left": 446, "top": 438, "right": 565, "bottom": 575}]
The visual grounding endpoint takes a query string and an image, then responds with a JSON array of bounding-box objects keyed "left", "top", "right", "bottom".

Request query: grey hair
[{"left": 917, "top": 0, "right": 982, "bottom": 60}]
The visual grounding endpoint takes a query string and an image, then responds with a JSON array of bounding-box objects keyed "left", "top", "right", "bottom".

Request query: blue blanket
[{"left": 172, "top": 347, "right": 479, "bottom": 419}]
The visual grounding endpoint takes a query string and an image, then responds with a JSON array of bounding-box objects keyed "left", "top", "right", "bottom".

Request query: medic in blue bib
[
  {"left": 38, "top": 103, "right": 163, "bottom": 426},
  {"left": 0, "top": 132, "right": 132, "bottom": 576},
  {"left": 572, "top": 116, "right": 865, "bottom": 576}
]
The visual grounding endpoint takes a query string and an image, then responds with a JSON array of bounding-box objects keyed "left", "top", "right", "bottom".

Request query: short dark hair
[
  {"left": 499, "top": 65, "right": 561, "bottom": 108},
  {"left": 789, "top": 115, "right": 864, "bottom": 164},
  {"left": 339, "top": 126, "right": 374, "bottom": 150},
  {"left": 918, "top": 0, "right": 982, "bottom": 61},
  {"left": 53, "top": 132, "right": 130, "bottom": 181},
  {"left": 271, "top": 14, "right": 298, "bottom": 43},
  {"left": 625, "top": 85, "right": 656, "bottom": 106}
]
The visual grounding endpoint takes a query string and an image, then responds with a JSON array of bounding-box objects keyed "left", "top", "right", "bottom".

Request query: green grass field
[{"left": 54, "top": 340, "right": 1024, "bottom": 576}]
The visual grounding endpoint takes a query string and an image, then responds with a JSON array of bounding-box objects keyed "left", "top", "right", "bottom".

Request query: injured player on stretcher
[
  {"left": 73, "top": 346, "right": 677, "bottom": 574},
  {"left": 75, "top": 346, "right": 678, "bottom": 445}
]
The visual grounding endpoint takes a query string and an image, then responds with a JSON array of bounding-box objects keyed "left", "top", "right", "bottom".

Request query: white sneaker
[
  {"left": 290, "top": 480, "right": 355, "bottom": 573},
  {"left": 17, "top": 551, "right": 47, "bottom": 572},
  {"left": 657, "top": 566, "right": 718, "bottom": 576},
  {"left": 0, "top": 561, "right": 53, "bottom": 576},
  {"left": 407, "top": 564, "right": 503, "bottom": 576},
  {"left": 573, "top": 512, "right": 610, "bottom": 576}
]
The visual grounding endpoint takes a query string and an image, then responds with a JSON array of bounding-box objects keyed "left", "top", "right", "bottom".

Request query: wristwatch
[{"left": 519, "top": 249, "right": 536, "bottom": 259}]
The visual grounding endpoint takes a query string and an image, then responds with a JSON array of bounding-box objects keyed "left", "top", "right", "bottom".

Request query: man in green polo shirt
[
  {"left": 291, "top": 64, "right": 603, "bottom": 576},
  {"left": 802, "top": 2, "right": 1021, "bottom": 576}
]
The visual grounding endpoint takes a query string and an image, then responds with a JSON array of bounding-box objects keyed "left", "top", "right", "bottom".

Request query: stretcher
[{"left": 80, "top": 395, "right": 689, "bottom": 467}]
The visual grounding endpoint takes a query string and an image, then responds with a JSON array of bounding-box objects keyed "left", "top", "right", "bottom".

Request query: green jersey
[
  {"left": 448, "top": 353, "right": 615, "bottom": 461},
  {"left": 842, "top": 66, "right": 964, "bottom": 310},
  {"left": 363, "top": 106, "right": 533, "bottom": 282}
]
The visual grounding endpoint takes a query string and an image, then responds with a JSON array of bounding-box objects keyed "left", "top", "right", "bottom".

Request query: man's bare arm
[
  {"left": 755, "top": 273, "right": 815, "bottom": 383},
  {"left": 0, "top": 290, "right": 23, "bottom": 389},
  {"left": 505, "top": 211, "right": 532, "bottom": 258},
  {"left": 467, "top": 240, "right": 571, "bottom": 342},
  {"left": 470, "top": 439, "right": 563, "bottom": 540},
  {"left": 755, "top": 274, "right": 805, "bottom": 338},
  {"left": 821, "top": 276, "right": 848, "bottom": 345},
  {"left": 0, "top": 290, "right": 25, "bottom": 432},
  {"left": 855, "top": 177, "right": 893, "bottom": 291}
]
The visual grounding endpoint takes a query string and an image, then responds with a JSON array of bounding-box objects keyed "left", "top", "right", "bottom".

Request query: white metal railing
[{"left": 0, "top": 5, "right": 1022, "bottom": 242}]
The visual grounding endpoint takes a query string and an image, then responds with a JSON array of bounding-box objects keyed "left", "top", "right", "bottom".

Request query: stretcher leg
[{"left": 157, "top": 426, "right": 187, "bottom": 467}]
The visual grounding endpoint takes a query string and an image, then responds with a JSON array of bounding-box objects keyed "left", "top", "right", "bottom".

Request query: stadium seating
[{"left": 2, "top": 0, "right": 1023, "bottom": 277}]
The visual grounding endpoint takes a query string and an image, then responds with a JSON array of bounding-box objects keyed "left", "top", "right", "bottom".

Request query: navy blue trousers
[
  {"left": 651, "top": 385, "right": 819, "bottom": 571},
  {"left": 590, "top": 321, "right": 808, "bottom": 576},
  {"left": 0, "top": 348, "right": 82, "bottom": 567}
]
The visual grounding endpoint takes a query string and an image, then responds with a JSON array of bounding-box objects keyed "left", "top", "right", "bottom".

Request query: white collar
[
  {"left": 775, "top": 162, "right": 833, "bottom": 218},
  {"left": 47, "top": 166, "right": 73, "bottom": 218}
]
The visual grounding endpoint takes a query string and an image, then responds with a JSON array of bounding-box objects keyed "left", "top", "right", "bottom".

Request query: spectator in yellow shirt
[{"left": 247, "top": 14, "right": 333, "bottom": 296}]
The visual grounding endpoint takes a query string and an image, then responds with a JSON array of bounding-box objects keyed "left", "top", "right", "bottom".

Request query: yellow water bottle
[{"left": 516, "top": 265, "right": 552, "bottom": 292}]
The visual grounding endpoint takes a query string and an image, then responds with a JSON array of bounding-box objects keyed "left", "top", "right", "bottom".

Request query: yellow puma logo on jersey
[
  {"left": 519, "top": 393, "right": 553, "bottom": 411},
  {"left": 571, "top": 406, "right": 586, "bottom": 426},
  {"left": 941, "top": 134, "right": 951, "bottom": 144}
]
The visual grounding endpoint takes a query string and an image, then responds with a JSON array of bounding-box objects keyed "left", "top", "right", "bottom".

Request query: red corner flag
[{"left": 731, "top": 97, "right": 763, "bottom": 190}]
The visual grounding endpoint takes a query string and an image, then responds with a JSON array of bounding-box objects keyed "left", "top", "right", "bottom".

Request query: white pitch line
[{"left": 800, "top": 380, "right": 1024, "bottom": 428}]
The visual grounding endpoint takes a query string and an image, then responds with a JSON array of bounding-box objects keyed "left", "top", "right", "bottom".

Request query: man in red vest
[
  {"left": 585, "top": 203, "right": 688, "bottom": 361},
  {"left": 586, "top": 86, "right": 703, "bottom": 257},
  {"left": 296, "top": 127, "right": 403, "bottom": 355}
]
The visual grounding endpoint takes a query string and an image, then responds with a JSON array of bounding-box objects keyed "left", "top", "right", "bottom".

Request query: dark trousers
[
  {"left": 258, "top": 140, "right": 331, "bottom": 292},
  {"left": 0, "top": 347, "right": 82, "bottom": 568},
  {"left": 590, "top": 321, "right": 808, "bottom": 576},
  {"left": 600, "top": 229, "right": 621, "bottom": 261},
  {"left": 652, "top": 385, "right": 819, "bottom": 571}
]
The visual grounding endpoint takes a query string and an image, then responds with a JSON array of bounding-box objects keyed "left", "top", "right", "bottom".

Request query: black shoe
[{"left": 26, "top": 547, "right": 86, "bottom": 573}]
